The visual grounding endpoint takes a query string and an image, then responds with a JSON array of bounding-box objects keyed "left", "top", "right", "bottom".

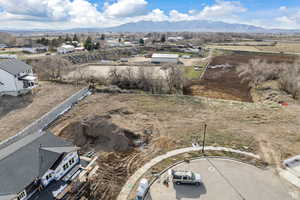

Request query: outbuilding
[
  {"left": 23, "top": 44, "right": 48, "bottom": 54},
  {"left": 57, "top": 44, "right": 75, "bottom": 54},
  {"left": 0, "top": 59, "right": 37, "bottom": 96},
  {"left": 151, "top": 54, "right": 179, "bottom": 64}
]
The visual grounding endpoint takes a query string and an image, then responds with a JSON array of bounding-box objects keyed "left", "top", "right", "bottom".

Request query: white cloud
[
  {"left": 0, "top": 0, "right": 295, "bottom": 30},
  {"left": 196, "top": 0, "right": 246, "bottom": 20},
  {"left": 104, "top": 0, "right": 148, "bottom": 18},
  {"left": 279, "top": 6, "right": 288, "bottom": 12}
]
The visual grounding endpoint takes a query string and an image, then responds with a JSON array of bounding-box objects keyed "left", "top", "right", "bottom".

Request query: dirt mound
[{"left": 59, "top": 115, "right": 139, "bottom": 152}]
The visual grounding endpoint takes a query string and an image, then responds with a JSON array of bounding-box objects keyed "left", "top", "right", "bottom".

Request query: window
[
  {"left": 69, "top": 158, "right": 75, "bottom": 166},
  {"left": 46, "top": 173, "right": 52, "bottom": 180},
  {"left": 63, "top": 163, "right": 69, "bottom": 171},
  {"left": 17, "top": 191, "right": 27, "bottom": 200}
]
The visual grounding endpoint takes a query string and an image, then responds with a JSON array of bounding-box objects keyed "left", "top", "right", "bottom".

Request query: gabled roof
[
  {"left": 39, "top": 146, "right": 79, "bottom": 176},
  {"left": 152, "top": 53, "right": 179, "bottom": 58},
  {"left": 0, "top": 131, "right": 75, "bottom": 196},
  {"left": 0, "top": 59, "right": 32, "bottom": 76}
]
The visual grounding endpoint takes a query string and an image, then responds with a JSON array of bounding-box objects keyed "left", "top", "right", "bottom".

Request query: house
[
  {"left": 57, "top": 44, "right": 75, "bottom": 54},
  {"left": 167, "top": 36, "right": 184, "bottom": 42},
  {"left": 0, "top": 59, "right": 37, "bottom": 96},
  {"left": 0, "top": 44, "right": 8, "bottom": 49},
  {"left": 151, "top": 53, "right": 179, "bottom": 64},
  {"left": 0, "top": 131, "right": 86, "bottom": 200},
  {"left": 0, "top": 54, "right": 18, "bottom": 59},
  {"left": 23, "top": 44, "right": 48, "bottom": 54}
]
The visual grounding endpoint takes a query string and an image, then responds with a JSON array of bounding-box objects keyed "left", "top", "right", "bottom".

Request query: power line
[{"left": 206, "top": 157, "right": 246, "bottom": 200}]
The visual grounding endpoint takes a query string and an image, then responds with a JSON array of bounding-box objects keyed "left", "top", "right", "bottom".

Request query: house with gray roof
[
  {"left": 0, "top": 131, "right": 82, "bottom": 200},
  {"left": 0, "top": 59, "right": 37, "bottom": 96}
]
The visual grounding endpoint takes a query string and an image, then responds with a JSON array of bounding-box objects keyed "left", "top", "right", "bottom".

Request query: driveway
[{"left": 146, "top": 158, "right": 297, "bottom": 200}]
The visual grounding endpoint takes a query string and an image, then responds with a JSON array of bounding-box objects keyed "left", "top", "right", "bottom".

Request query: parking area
[{"left": 146, "top": 158, "right": 297, "bottom": 200}]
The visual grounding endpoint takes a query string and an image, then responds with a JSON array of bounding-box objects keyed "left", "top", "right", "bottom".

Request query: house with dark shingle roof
[
  {"left": 0, "top": 59, "right": 37, "bottom": 96},
  {"left": 0, "top": 131, "right": 82, "bottom": 200}
]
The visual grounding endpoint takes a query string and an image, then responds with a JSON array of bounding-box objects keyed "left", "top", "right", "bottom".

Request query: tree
[
  {"left": 84, "top": 36, "right": 93, "bottom": 51},
  {"left": 31, "top": 57, "right": 71, "bottom": 81},
  {"left": 65, "top": 34, "right": 72, "bottom": 42},
  {"left": 160, "top": 34, "right": 166, "bottom": 43},
  {"left": 73, "top": 34, "right": 79, "bottom": 42},
  {"left": 139, "top": 38, "right": 144, "bottom": 45},
  {"left": 94, "top": 42, "right": 100, "bottom": 50},
  {"left": 165, "top": 65, "right": 185, "bottom": 94},
  {"left": 100, "top": 34, "right": 105, "bottom": 40}
]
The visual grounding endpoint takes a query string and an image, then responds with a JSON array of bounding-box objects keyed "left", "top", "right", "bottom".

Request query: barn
[{"left": 151, "top": 54, "right": 179, "bottom": 64}]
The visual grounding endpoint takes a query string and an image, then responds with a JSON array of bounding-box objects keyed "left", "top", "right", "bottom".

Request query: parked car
[
  {"left": 168, "top": 169, "right": 202, "bottom": 185},
  {"left": 136, "top": 178, "right": 149, "bottom": 200}
]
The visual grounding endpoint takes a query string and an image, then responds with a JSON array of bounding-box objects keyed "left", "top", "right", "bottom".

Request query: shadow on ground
[
  {"left": 0, "top": 94, "right": 33, "bottom": 119},
  {"left": 174, "top": 183, "right": 207, "bottom": 200}
]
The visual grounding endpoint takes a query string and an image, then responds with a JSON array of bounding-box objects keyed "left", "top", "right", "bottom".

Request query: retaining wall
[{"left": 0, "top": 87, "right": 91, "bottom": 150}]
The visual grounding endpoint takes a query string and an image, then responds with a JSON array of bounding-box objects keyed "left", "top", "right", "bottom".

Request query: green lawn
[{"left": 184, "top": 66, "right": 205, "bottom": 80}]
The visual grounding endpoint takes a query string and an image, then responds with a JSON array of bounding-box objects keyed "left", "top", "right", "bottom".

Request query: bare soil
[
  {"left": 49, "top": 93, "right": 300, "bottom": 199},
  {"left": 184, "top": 66, "right": 253, "bottom": 102},
  {"left": 0, "top": 81, "right": 81, "bottom": 142}
]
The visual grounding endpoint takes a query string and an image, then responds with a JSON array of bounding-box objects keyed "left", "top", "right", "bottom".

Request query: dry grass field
[
  {"left": 207, "top": 42, "right": 300, "bottom": 54},
  {"left": 0, "top": 81, "right": 82, "bottom": 142}
]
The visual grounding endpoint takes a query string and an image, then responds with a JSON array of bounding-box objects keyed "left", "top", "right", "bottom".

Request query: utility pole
[{"left": 202, "top": 123, "right": 207, "bottom": 154}]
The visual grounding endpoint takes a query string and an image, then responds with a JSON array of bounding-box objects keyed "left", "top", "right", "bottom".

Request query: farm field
[
  {"left": 207, "top": 42, "right": 300, "bottom": 54},
  {"left": 183, "top": 53, "right": 297, "bottom": 102},
  {"left": 0, "top": 81, "right": 81, "bottom": 142}
]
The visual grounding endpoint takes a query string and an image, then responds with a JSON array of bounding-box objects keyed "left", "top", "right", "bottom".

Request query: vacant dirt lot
[
  {"left": 0, "top": 81, "right": 81, "bottom": 142},
  {"left": 49, "top": 92, "right": 300, "bottom": 199},
  {"left": 184, "top": 66, "right": 252, "bottom": 102}
]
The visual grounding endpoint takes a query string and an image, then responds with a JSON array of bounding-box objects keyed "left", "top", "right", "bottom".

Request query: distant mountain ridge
[
  {"left": 1, "top": 20, "right": 300, "bottom": 33},
  {"left": 105, "top": 20, "right": 268, "bottom": 33}
]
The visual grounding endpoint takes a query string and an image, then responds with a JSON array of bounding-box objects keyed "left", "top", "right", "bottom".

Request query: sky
[{"left": 0, "top": 0, "right": 299, "bottom": 30}]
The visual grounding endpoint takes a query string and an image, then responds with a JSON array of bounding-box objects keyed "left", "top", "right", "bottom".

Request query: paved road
[{"left": 147, "top": 158, "right": 297, "bottom": 200}]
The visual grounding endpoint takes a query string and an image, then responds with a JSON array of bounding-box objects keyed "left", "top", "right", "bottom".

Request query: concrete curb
[{"left": 117, "top": 146, "right": 260, "bottom": 200}]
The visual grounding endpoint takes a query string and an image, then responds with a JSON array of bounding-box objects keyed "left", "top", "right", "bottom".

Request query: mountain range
[
  {"left": 68, "top": 20, "right": 300, "bottom": 33},
  {"left": 2, "top": 20, "right": 300, "bottom": 34}
]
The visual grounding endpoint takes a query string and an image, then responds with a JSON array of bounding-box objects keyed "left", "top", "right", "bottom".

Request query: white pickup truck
[{"left": 168, "top": 169, "right": 202, "bottom": 185}]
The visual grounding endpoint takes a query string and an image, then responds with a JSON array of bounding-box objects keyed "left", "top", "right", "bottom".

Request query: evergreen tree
[
  {"left": 84, "top": 36, "right": 93, "bottom": 51},
  {"left": 100, "top": 34, "right": 105, "bottom": 40},
  {"left": 73, "top": 34, "right": 79, "bottom": 42},
  {"left": 94, "top": 42, "right": 100, "bottom": 50},
  {"left": 139, "top": 38, "right": 144, "bottom": 45},
  {"left": 160, "top": 34, "right": 166, "bottom": 43},
  {"left": 65, "top": 34, "right": 72, "bottom": 42}
]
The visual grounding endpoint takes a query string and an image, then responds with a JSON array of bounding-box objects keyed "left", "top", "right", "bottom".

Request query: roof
[
  {"left": 152, "top": 54, "right": 179, "bottom": 58},
  {"left": 0, "top": 59, "right": 32, "bottom": 76},
  {"left": 0, "top": 131, "right": 75, "bottom": 197}
]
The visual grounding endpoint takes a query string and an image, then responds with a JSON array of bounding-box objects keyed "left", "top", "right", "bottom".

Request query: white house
[
  {"left": 57, "top": 44, "right": 75, "bottom": 54},
  {"left": 0, "top": 131, "right": 84, "bottom": 200},
  {"left": 0, "top": 59, "right": 37, "bottom": 96},
  {"left": 151, "top": 53, "right": 179, "bottom": 64},
  {"left": 0, "top": 43, "right": 8, "bottom": 48}
]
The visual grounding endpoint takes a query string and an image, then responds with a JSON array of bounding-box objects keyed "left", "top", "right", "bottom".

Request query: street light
[{"left": 202, "top": 124, "right": 207, "bottom": 154}]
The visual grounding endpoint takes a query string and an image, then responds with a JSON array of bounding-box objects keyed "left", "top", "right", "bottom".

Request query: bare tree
[
  {"left": 237, "top": 59, "right": 283, "bottom": 87},
  {"left": 165, "top": 65, "right": 185, "bottom": 94},
  {"left": 279, "top": 62, "right": 300, "bottom": 99},
  {"left": 237, "top": 59, "right": 300, "bottom": 99},
  {"left": 31, "top": 56, "right": 71, "bottom": 81}
]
